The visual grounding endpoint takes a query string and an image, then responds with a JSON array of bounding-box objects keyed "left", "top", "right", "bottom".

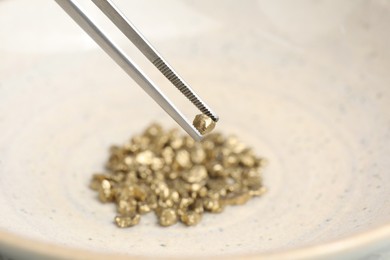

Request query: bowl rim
[{"left": 0, "top": 222, "right": 389, "bottom": 259}]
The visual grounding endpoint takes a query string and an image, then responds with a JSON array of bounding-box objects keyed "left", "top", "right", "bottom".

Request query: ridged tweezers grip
[
  {"left": 90, "top": 0, "right": 219, "bottom": 124},
  {"left": 153, "top": 57, "right": 218, "bottom": 122}
]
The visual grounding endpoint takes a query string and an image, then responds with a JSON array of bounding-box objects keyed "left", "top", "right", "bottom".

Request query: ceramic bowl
[{"left": 1, "top": 0, "right": 390, "bottom": 259}]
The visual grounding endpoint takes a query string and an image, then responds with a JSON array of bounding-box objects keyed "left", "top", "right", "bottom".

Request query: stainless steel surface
[
  {"left": 54, "top": 0, "right": 210, "bottom": 141},
  {"left": 91, "top": 0, "right": 219, "bottom": 122}
]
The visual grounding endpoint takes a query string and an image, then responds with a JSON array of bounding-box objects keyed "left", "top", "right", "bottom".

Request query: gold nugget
[
  {"left": 90, "top": 123, "right": 266, "bottom": 228},
  {"left": 115, "top": 214, "right": 140, "bottom": 228},
  {"left": 193, "top": 114, "right": 216, "bottom": 135},
  {"left": 158, "top": 208, "right": 178, "bottom": 227}
]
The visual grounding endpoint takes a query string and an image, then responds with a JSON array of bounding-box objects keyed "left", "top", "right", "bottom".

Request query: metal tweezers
[{"left": 55, "top": 0, "right": 218, "bottom": 141}]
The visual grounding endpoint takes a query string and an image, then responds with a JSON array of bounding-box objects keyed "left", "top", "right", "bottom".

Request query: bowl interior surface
[{"left": 1, "top": 0, "right": 390, "bottom": 258}]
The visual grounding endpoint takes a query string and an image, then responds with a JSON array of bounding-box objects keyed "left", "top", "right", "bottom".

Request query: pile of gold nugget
[{"left": 90, "top": 123, "right": 266, "bottom": 227}]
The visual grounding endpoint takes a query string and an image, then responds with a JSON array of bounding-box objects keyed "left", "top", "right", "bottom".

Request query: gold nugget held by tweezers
[
  {"left": 90, "top": 123, "right": 267, "bottom": 228},
  {"left": 55, "top": 0, "right": 218, "bottom": 141}
]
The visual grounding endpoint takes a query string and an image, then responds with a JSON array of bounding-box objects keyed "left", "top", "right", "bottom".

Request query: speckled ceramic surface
[{"left": 1, "top": 0, "right": 390, "bottom": 259}]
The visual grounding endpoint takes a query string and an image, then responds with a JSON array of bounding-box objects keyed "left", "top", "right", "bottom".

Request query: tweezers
[{"left": 54, "top": 0, "right": 218, "bottom": 141}]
